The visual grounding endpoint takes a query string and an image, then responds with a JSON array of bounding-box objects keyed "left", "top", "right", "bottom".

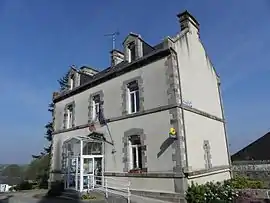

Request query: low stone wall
[{"left": 232, "top": 160, "right": 270, "bottom": 188}]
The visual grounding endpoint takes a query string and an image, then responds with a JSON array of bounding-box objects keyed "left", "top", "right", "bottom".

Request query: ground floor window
[{"left": 129, "top": 135, "right": 143, "bottom": 170}]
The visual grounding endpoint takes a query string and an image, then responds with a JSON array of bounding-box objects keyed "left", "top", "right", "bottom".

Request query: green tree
[
  {"left": 57, "top": 71, "right": 70, "bottom": 91},
  {"left": 1, "top": 164, "right": 25, "bottom": 185}
]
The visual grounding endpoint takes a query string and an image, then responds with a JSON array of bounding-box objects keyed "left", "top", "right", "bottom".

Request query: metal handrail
[{"left": 93, "top": 175, "right": 131, "bottom": 203}]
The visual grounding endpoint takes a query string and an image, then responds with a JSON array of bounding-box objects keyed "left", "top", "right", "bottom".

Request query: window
[
  {"left": 128, "top": 135, "right": 142, "bottom": 170},
  {"left": 128, "top": 42, "right": 136, "bottom": 62},
  {"left": 92, "top": 95, "right": 101, "bottom": 121},
  {"left": 70, "top": 74, "right": 75, "bottom": 90},
  {"left": 127, "top": 81, "right": 140, "bottom": 114},
  {"left": 67, "top": 105, "right": 74, "bottom": 128}
]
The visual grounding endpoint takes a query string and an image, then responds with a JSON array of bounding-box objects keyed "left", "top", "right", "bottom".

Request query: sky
[{"left": 0, "top": 0, "right": 269, "bottom": 164}]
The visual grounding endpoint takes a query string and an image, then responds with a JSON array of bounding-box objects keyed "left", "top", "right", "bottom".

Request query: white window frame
[
  {"left": 67, "top": 106, "right": 73, "bottom": 129},
  {"left": 128, "top": 137, "right": 142, "bottom": 170},
  {"left": 127, "top": 82, "right": 139, "bottom": 114},
  {"left": 92, "top": 100, "right": 100, "bottom": 121},
  {"left": 92, "top": 95, "right": 101, "bottom": 122},
  {"left": 70, "top": 74, "right": 75, "bottom": 90},
  {"left": 127, "top": 42, "right": 136, "bottom": 62}
]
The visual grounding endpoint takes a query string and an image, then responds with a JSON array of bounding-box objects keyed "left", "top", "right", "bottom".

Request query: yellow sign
[{"left": 169, "top": 127, "right": 177, "bottom": 138}]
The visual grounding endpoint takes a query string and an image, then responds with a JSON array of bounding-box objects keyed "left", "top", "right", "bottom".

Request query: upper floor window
[
  {"left": 70, "top": 74, "right": 75, "bottom": 90},
  {"left": 128, "top": 42, "right": 136, "bottom": 62},
  {"left": 127, "top": 81, "right": 140, "bottom": 114},
  {"left": 92, "top": 95, "right": 101, "bottom": 121},
  {"left": 66, "top": 104, "right": 74, "bottom": 129},
  {"left": 129, "top": 135, "right": 142, "bottom": 170}
]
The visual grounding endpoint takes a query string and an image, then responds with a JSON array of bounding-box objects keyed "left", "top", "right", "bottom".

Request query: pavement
[
  {"left": 0, "top": 190, "right": 107, "bottom": 203},
  {"left": 0, "top": 189, "right": 175, "bottom": 203}
]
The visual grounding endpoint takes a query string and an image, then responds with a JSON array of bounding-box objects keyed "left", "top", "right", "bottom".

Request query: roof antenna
[{"left": 104, "top": 31, "right": 120, "bottom": 50}]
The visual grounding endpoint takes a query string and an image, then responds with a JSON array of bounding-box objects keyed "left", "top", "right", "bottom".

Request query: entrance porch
[{"left": 62, "top": 135, "right": 104, "bottom": 192}]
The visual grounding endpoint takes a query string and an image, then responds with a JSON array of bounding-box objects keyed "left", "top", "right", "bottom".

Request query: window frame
[
  {"left": 128, "top": 135, "right": 143, "bottom": 171},
  {"left": 127, "top": 81, "right": 140, "bottom": 114},
  {"left": 70, "top": 74, "right": 75, "bottom": 90},
  {"left": 92, "top": 95, "right": 101, "bottom": 122},
  {"left": 67, "top": 105, "right": 74, "bottom": 129},
  {"left": 128, "top": 42, "right": 136, "bottom": 62}
]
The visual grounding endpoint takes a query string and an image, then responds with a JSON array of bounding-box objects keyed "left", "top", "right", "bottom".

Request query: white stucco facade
[{"left": 50, "top": 10, "right": 231, "bottom": 200}]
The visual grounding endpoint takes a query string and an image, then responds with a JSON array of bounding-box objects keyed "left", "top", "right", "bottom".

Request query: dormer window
[
  {"left": 70, "top": 74, "right": 75, "bottom": 90},
  {"left": 128, "top": 42, "right": 136, "bottom": 62}
]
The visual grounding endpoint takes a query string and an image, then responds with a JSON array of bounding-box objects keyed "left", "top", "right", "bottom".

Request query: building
[
  {"left": 232, "top": 132, "right": 270, "bottom": 161},
  {"left": 50, "top": 10, "right": 231, "bottom": 201},
  {"left": 0, "top": 184, "right": 12, "bottom": 192}
]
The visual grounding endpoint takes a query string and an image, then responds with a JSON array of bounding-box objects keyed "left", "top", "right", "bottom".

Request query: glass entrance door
[
  {"left": 65, "top": 157, "right": 79, "bottom": 190},
  {"left": 83, "top": 157, "right": 94, "bottom": 190},
  {"left": 94, "top": 157, "right": 102, "bottom": 187},
  {"left": 81, "top": 156, "right": 103, "bottom": 191}
]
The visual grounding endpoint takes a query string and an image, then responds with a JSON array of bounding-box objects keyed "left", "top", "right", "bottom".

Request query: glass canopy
[{"left": 62, "top": 135, "right": 103, "bottom": 192}]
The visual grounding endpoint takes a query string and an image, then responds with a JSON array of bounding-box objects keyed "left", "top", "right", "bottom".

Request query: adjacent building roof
[{"left": 231, "top": 132, "right": 270, "bottom": 161}]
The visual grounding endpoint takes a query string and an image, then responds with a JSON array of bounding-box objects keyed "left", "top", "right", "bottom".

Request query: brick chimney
[{"left": 177, "top": 10, "right": 200, "bottom": 36}]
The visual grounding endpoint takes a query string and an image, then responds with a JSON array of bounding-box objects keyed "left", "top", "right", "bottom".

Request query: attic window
[
  {"left": 70, "top": 74, "right": 75, "bottom": 90},
  {"left": 128, "top": 42, "right": 136, "bottom": 62}
]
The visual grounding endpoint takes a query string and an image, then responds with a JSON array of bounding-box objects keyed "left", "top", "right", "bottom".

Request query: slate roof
[
  {"left": 231, "top": 132, "right": 270, "bottom": 161},
  {"left": 54, "top": 39, "right": 168, "bottom": 103}
]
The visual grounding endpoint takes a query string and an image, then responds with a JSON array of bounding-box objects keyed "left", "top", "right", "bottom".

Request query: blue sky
[{"left": 0, "top": 0, "right": 269, "bottom": 164}]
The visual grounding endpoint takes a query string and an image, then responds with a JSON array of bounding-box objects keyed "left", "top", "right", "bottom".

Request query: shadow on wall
[{"left": 157, "top": 137, "right": 175, "bottom": 158}]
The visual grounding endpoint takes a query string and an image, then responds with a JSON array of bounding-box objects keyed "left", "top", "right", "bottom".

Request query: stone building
[{"left": 50, "top": 10, "right": 231, "bottom": 201}]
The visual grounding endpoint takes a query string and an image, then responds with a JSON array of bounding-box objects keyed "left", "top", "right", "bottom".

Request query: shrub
[
  {"left": 185, "top": 176, "right": 263, "bottom": 203},
  {"left": 186, "top": 181, "right": 238, "bottom": 203},
  {"left": 81, "top": 193, "right": 97, "bottom": 200},
  {"left": 15, "top": 181, "right": 33, "bottom": 190},
  {"left": 224, "top": 176, "right": 264, "bottom": 189}
]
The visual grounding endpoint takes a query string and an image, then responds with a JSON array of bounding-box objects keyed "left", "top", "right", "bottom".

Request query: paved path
[{"left": 0, "top": 190, "right": 105, "bottom": 203}]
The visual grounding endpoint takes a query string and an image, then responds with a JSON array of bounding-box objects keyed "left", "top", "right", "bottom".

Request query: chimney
[
  {"left": 111, "top": 49, "right": 124, "bottom": 66},
  {"left": 177, "top": 10, "right": 200, "bottom": 36}
]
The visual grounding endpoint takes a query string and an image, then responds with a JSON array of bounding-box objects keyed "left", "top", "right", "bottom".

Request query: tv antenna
[{"left": 104, "top": 31, "right": 120, "bottom": 50}]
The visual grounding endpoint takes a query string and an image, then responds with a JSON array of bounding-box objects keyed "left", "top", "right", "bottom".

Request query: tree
[
  {"left": 1, "top": 164, "right": 25, "bottom": 185},
  {"left": 57, "top": 71, "right": 70, "bottom": 91}
]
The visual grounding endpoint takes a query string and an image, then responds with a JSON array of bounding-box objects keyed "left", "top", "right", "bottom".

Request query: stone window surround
[
  {"left": 88, "top": 90, "right": 104, "bottom": 124},
  {"left": 63, "top": 101, "right": 75, "bottom": 129},
  {"left": 122, "top": 128, "right": 147, "bottom": 173},
  {"left": 203, "top": 140, "right": 212, "bottom": 169},
  {"left": 121, "top": 76, "right": 144, "bottom": 116}
]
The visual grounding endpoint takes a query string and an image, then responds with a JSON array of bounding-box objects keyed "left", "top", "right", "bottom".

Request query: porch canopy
[{"left": 62, "top": 135, "right": 103, "bottom": 157}]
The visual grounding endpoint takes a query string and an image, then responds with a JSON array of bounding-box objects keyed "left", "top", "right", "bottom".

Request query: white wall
[
  {"left": 54, "top": 57, "right": 169, "bottom": 131},
  {"left": 184, "top": 110, "right": 229, "bottom": 171}
]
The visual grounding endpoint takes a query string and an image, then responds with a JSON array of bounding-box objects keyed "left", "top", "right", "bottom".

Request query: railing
[{"left": 92, "top": 175, "right": 131, "bottom": 203}]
